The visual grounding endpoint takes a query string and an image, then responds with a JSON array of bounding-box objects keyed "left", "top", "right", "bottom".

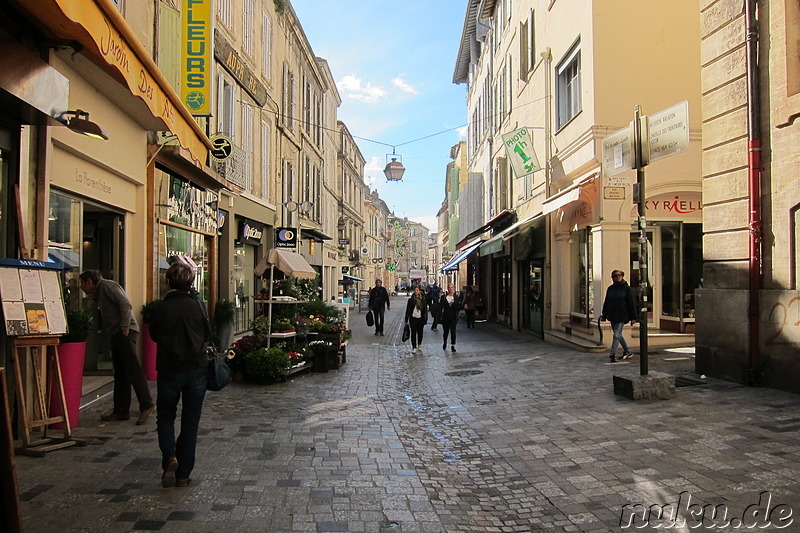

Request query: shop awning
[
  {"left": 301, "top": 228, "right": 333, "bottom": 242},
  {"left": 456, "top": 209, "right": 514, "bottom": 249},
  {"left": 542, "top": 173, "right": 599, "bottom": 215},
  {"left": 479, "top": 214, "right": 540, "bottom": 256},
  {"left": 10, "top": 0, "right": 212, "bottom": 165},
  {"left": 441, "top": 241, "right": 482, "bottom": 272},
  {"left": 254, "top": 249, "right": 317, "bottom": 279},
  {"left": 343, "top": 274, "right": 364, "bottom": 282}
]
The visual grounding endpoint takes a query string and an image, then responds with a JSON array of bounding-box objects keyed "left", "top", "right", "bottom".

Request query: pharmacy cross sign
[{"left": 501, "top": 127, "right": 541, "bottom": 177}]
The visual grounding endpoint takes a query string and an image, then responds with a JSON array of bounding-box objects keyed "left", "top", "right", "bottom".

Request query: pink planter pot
[
  {"left": 141, "top": 324, "right": 158, "bottom": 381},
  {"left": 50, "top": 341, "right": 86, "bottom": 429}
]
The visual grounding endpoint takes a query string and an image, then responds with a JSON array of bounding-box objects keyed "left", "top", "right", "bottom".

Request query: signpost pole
[{"left": 633, "top": 106, "right": 649, "bottom": 376}]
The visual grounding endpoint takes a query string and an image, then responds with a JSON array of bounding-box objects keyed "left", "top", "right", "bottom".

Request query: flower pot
[
  {"left": 311, "top": 350, "right": 328, "bottom": 373},
  {"left": 140, "top": 324, "right": 157, "bottom": 381},
  {"left": 49, "top": 341, "right": 87, "bottom": 429}
]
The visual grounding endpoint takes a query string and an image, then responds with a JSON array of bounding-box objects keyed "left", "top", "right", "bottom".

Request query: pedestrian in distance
[
  {"left": 147, "top": 262, "right": 209, "bottom": 488},
  {"left": 368, "top": 279, "right": 391, "bottom": 336},
  {"left": 79, "top": 269, "right": 155, "bottom": 425},
  {"left": 439, "top": 283, "right": 462, "bottom": 352},
  {"left": 405, "top": 286, "right": 429, "bottom": 354},
  {"left": 426, "top": 283, "right": 442, "bottom": 331},
  {"left": 600, "top": 269, "right": 638, "bottom": 363},
  {"left": 462, "top": 285, "right": 476, "bottom": 329}
]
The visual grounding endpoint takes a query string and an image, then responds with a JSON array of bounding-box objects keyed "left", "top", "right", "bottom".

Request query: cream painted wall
[{"left": 48, "top": 56, "right": 150, "bottom": 325}]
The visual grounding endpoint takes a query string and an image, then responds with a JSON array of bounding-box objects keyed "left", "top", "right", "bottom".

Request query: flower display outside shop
[
  {"left": 271, "top": 317, "right": 294, "bottom": 333},
  {"left": 221, "top": 299, "right": 347, "bottom": 383}
]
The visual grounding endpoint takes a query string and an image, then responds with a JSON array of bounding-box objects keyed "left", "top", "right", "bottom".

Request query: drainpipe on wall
[{"left": 745, "top": 0, "right": 762, "bottom": 385}]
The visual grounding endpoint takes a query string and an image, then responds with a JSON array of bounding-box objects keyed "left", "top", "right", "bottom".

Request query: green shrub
[
  {"left": 214, "top": 299, "right": 235, "bottom": 327},
  {"left": 245, "top": 347, "right": 291, "bottom": 382},
  {"left": 62, "top": 307, "right": 94, "bottom": 343}
]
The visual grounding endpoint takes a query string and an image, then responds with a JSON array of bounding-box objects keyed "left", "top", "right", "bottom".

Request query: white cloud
[
  {"left": 391, "top": 76, "right": 418, "bottom": 95},
  {"left": 338, "top": 74, "right": 386, "bottom": 104},
  {"left": 457, "top": 125, "right": 468, "bottom": 139},
  {"left": 365, "top": 156, "right": 383, "bottom": 175},
  {"left": 410, "top": 215, "right": 437, "bottom": 233}
]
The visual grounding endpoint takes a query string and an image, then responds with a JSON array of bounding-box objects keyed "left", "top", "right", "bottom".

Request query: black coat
[
  {"left": 405, "top": 295, "right": 428, "bottom": 323},
  {"left": 148, "top": 290, "right": 209, "bottom": 373},
  {"left": 601, "top": 280, "right": 637, "bottom": 324},
  {"left": 368, "top": 285, "right": 390, "bottom": 311},
  {"left": 438, "top": 293, "right": 462, "bottom": 325}
]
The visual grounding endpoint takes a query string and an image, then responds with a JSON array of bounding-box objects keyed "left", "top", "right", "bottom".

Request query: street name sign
[{"left": 647, "top": 100, "right": 689, "bottom": 163}]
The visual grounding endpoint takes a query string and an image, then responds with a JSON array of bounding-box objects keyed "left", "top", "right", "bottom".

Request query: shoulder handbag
[
  {"left": 195, "top": 299, "right": 231, "bottom": 391},
  {"left": 207, "top": 351, "right": 232, "bottom": 391},
  {"left": 401, "top": 323, "right": 410, "bottom": 342},
  {"left": 366, "top": 309, "right": 374, "bottom": 327}
]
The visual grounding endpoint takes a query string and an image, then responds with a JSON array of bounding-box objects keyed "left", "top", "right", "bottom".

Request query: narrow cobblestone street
[{"left": 15, "top": 298, "right": 800, "bottom": 532}]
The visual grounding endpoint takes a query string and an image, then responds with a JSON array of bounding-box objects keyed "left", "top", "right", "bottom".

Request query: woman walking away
[
  {"left": 462, "top": 285, "right": 476, "bottom": 329},
  {"left": 405, "top": 286, "right": 428, "bottom": 354},
  {"left": 439, "top": 283, "right": 461, "bottom": 352},
  {"left": 148, "top": 262, "right": 210, "bottom": 488}
]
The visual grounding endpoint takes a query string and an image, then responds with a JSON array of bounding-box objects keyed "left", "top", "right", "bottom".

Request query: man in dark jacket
[
  {"left": 600, "top": 270, "right": 638, "bottom": 363},
  {"left": 79, "top": 270, "right": 155, "bottom": 424},
  {"left": 368, "top": 279, "right": 391, "bottom": 335},
  {"left": 148, "top": 262, "right": 209, "bottom": 488}
]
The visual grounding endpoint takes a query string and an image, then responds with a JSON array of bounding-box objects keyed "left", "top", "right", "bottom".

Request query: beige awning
[{"left": 259, "top": 249, "right": 317, "bottom": 279}]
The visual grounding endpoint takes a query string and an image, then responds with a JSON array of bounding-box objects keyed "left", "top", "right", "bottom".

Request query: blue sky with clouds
[{"left": 290, "top": 1, "right": 468, "bottom": 233}]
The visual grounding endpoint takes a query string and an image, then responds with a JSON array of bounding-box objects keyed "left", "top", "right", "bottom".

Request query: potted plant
[
  {"left": 214, "top": 299, "right": 236, "bottom": 349},
  {"left": 244, "top": 347, "right": 291, "bottom": 383},
  {"left": 271, "top": 317, "right": 294, "bottom": 333},
  {"left": 307, "top": 339, "right": 334, "bottom": 373},
  {"left": 53, "top": 306, "right": 94, "bottom": 429}
]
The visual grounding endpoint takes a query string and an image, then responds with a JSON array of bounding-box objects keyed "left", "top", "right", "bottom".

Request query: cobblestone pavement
[{"left": 14, "top": 298, "right": 800, "bottom": 532}]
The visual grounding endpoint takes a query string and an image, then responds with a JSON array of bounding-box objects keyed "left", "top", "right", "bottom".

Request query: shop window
[
  {"left": 48, "top": 192, "right": 82, "bottom": 310},
  {"left": 571, "top": 228, "right": 593, "bottom": 317},
  {"left": 556, "top": 41, "right": 581, "bottom": 130},
  {"left": 157, "top": 224, "right": 210, "bottom": 302}
]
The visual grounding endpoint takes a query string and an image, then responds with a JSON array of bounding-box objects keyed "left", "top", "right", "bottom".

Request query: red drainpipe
[{"left": 745, "top": 0, "right": 762, "bottom": 384}]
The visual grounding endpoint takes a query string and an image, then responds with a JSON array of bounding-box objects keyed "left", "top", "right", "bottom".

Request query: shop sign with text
[
  {"left": 181, "top": 0, "right": 212, "bottom": 115},
  {"left": 238, "top": 218, "right": 265, "bottom": 245}
]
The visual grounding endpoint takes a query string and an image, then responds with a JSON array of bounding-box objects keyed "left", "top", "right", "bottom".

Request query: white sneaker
[{"left": 411, "top": 348, "right": 417, "bottom": 354}]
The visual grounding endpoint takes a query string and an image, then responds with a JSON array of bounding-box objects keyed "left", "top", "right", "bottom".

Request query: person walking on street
[
  {"left": 405, "top": 286, "right": 429, "bottom": 354},
  {"left": 79, "top": 270, "right": 155, "bottom": 425},
  {"left": 368, "top": 279, "right": 391, "bottom": 335},
  {"left": 439, "top": 283, "right": 461, "bottom": 352},
  {"left": 426, "top": 283, "right": 442, "bottom": 331},
  {"left": 600, "top": 269, "right": 638, "bottom": 363},
  {"left": 462, "top": 285, "right": 476, "bottom": 329},
  {"left": 148, "top": 262, "right": 209, "bottom": 488}
]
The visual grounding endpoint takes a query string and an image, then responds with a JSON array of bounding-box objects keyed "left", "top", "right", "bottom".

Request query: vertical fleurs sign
[{"left": 181, "top": 0, "right": 212, "bottom": 115}]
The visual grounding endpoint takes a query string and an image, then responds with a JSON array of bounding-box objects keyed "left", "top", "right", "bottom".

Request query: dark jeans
[
  {"left": 110, "top": 330, "right": 153, "bottom": 414},
  {"left": 465, "top": 309, "right": 476, "bottom": 328},
  {"left": 373, "top": 307, "right": 386, "bottom": 334},
  {"left": 430, "top": 305, "right": 441, "bottom": 329},
  {"left": 409, "top": 317, "right": 425, "bottom": 348},
  {"left": 157, "top": 367, "right": 207, "bottom": 480},
  {"left": 442, "top": 321, "right": 457, "bottom": 347}
]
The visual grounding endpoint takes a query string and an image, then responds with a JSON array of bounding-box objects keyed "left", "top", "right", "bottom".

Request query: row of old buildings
[
  {"left": 436, "top": 0, "right": 800, "bottom": 393},
  {"left": 0, "top": 0, "right": 432, "bottom": 373}
]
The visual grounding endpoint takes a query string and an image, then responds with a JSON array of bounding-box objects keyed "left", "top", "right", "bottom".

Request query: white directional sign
[
  {"left": 501, "top": 127, "right": 541, "bottom": 177},
  {"left": 647, "top": 100, "right": 689, "bottom": 163},
  {"left": 602, "top": 126, "right": 634, "bottom": 177},
  {"left": 602, "top": 100, "right": 689, "bottom": 176}
]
